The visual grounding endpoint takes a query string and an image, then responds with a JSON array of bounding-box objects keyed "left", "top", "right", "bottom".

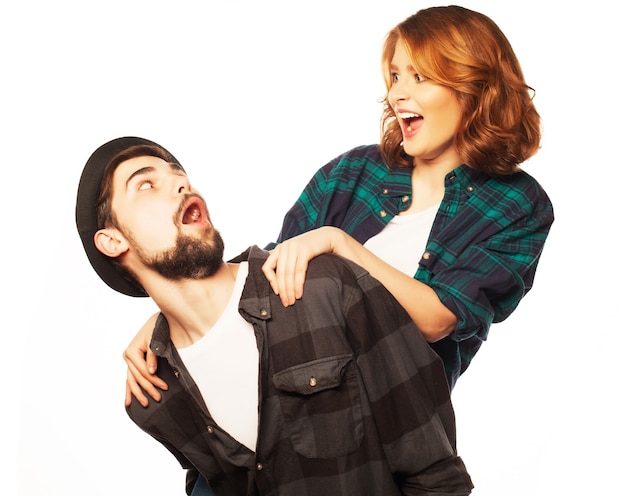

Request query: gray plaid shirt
[{"left": 127, "top": 246, "right": 473, "bottom": 495}]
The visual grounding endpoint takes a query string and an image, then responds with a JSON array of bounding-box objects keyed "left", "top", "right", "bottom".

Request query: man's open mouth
[
  {"left": 180, "top": 197, "right": 205, "bottom": 225},
  {"left": 183, "top": 205, "right": 201, "bottom": 224}
]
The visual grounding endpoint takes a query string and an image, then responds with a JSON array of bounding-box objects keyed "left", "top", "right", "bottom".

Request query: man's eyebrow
[
  {"left": 125, "top": 166, "right": 155, "bottom": 189},
  {"left": 124, "top": 162, "right": 186, "bottom": 189},
  {"left": 168, "top": 162, "right": 186, "bottom": 174}
]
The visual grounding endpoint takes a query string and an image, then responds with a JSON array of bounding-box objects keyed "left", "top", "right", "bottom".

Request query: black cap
[{"left": 75, "top": 136, "right": 180, "bottom": 297}]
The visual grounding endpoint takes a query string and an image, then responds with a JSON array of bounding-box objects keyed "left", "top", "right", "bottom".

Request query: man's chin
[{"left": 147, "top": 230, "right": 225, "bottom": 280}]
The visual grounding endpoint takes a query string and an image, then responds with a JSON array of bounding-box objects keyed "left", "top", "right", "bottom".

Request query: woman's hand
[
  {"left": 124, "top": 312, "right": 169, "bottom": 407},
  {"left": 262, "top": 227, "right": 342, "bottom": 306},
  {"left": 265, "top": 226, "right": 457, "bottom": 341}
]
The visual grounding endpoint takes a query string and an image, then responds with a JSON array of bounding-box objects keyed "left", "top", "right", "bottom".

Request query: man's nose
[{"left": 174, "top": 176, "right": 191, "bottom": 195}]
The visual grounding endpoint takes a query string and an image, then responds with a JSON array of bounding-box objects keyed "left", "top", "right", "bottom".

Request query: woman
[{"left": 124, "top": 5, "right": 553, "bottom": 403}]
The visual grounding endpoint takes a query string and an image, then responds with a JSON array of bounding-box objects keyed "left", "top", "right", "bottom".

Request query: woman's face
[{"left": 387, "top": 41, "right": 463, "bottom": 169}]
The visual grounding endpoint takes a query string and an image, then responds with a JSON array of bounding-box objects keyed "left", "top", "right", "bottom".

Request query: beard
[{"left": 131, "top": 227, "right": 226, "bottom": 281}]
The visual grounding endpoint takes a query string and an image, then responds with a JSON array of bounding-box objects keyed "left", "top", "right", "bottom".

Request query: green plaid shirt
[{"left": 270, "top": 145, "right": 554, "bottom": 388}]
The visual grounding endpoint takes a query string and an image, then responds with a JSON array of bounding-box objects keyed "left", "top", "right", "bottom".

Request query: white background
[{"left": 3, "top": 1, "right": 624, "bottom": 494}]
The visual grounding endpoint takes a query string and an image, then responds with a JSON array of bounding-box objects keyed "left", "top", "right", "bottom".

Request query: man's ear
[{"left": 94, "top": 228, "right": 129, "bottom": 258}]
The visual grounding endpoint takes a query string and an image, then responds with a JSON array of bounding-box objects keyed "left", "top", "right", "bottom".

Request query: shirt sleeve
[
  {"left": 427, "top": 175, "right": 554, "bottom": 341},
  {"left": 265, "top": 144, "right": 390, "bottom": 249}
]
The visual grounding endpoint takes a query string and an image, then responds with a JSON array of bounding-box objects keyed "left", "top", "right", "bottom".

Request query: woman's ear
[{"left": 94, "top": 228, "right": 129, "bottom": 258}]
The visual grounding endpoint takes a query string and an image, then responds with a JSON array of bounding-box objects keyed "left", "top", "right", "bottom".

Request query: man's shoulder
[
  {"left": 237, "top": 246, "right": 367, "bottom": 278},
  {"left": 305, "top": 254, "right": 372, "bottom": 290},
  {"left": 240, "top": 247, "right": 381, "bottom": 304}
]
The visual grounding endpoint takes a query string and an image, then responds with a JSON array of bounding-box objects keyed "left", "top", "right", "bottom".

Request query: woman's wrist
[{"left": 325, "top": 227, "right": 361, "bottom": 263}]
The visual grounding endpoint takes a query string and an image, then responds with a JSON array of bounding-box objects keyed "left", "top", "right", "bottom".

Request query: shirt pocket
[{"left": 273, "top": 354, "right": 364, "bottom": 459}]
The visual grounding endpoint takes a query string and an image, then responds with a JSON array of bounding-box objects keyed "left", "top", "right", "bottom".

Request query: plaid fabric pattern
[
  {"left": 127, "top": 246, "right": 473, "bottom": 495},
  {"left": 269, "top": 145, "right": 554, "bottom": 389}
]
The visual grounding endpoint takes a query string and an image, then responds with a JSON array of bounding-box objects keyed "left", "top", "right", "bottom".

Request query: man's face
[{"left": 110, "top": 155, "right": 224, "bottom": 279}]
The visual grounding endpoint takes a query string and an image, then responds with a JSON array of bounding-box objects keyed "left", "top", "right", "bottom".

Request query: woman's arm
[
  {"left": 124, "top": 312, "right": 169, "bottom": 407},
  {"left": 262, "top": 226, "right": 457, "bottom": 342}
]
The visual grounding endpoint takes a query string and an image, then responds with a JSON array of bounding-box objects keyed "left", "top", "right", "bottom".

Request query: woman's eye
[
  {"left": 415, "top": 73, "right": 424, "bottom": 82},
  {"left": 391, "top": 72, "right": 399, "bottom": 82}
]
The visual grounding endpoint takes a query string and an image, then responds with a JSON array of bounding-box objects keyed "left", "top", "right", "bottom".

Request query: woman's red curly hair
[{"left": 380, "top": 5, "right": 541, "bottom": 176}]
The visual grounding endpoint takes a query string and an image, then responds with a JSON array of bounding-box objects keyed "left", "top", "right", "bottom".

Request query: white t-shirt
[
  {"left": 177, "top": 262, "right": 259, "bottom": 451},
  {"left": 364, "top": 203, "right": 439, "bottom": 277}
]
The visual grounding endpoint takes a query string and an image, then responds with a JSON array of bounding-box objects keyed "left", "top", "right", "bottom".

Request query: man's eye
[{"left": 138, "top": 181, "right": 153, "bottom": 191}]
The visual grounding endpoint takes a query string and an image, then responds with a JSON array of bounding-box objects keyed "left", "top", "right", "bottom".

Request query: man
[{"left": 75, "top": 136, "right": 473, "bottom": 496}]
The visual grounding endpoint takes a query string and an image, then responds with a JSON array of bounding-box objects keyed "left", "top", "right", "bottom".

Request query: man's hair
[{"left": 379, "top": 5, "right": 541, "bottom": 175}]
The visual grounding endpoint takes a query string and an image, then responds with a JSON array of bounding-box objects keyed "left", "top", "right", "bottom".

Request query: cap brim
[{"left": 75, "top": 136, "right": 180, "bottom": 297}]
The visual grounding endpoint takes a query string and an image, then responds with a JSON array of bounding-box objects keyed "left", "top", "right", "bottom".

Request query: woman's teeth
[{"left": 397, "top": 111, "right": 421, "bottom": 133}]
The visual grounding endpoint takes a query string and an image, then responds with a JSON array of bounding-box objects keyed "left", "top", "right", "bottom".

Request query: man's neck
[{"left": 148, "top": 262, "right": 239, "bottom": 348}]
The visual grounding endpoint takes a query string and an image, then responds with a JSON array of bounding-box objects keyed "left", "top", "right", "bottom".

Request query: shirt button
[
  {"left": 173, "top": 369, "right": 180, "bottom": 378},
  {"left": 379, "top": 210, "right": 387, "bottom": 218},
  {"left": 256, "top": 463, "right": 263, "bottom": 471},
  {"left": 382, "top": 188, "right": 389, "bottom": 195},
  {"left": 260, "top": 309, "right": 268, "bottom": 317},
  {"left": 467, "top": 186, "right": 474, "bottom": 193},
  {"left": 402, "top": 195, "right": 410, "bottom": 203},
  {"left": 423, "top": 252, "right": 431, "bottom": 260},
  {"left": 309, "top": 377, "right": 318, "bottom": 387},
  {"left": 207, "top": 426, "right": 214, "bottom": 434}
]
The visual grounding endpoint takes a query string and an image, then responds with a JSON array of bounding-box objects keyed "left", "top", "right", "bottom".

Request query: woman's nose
[{"left": 388, "top": 78, "right": 409, "bottom": 105}]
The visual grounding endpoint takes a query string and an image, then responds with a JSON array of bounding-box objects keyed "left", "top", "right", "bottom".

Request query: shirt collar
[
  {"left": 229, "top": 245, "right": 273, "bottom": 322},
  {"left": 149, "top": 245, "right": 272, "bottom": 356}
]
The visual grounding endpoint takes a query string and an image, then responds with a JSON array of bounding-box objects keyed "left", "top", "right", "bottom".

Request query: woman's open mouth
[{"left": 397, "top": 111, "right": 423, "bottom": 137}]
